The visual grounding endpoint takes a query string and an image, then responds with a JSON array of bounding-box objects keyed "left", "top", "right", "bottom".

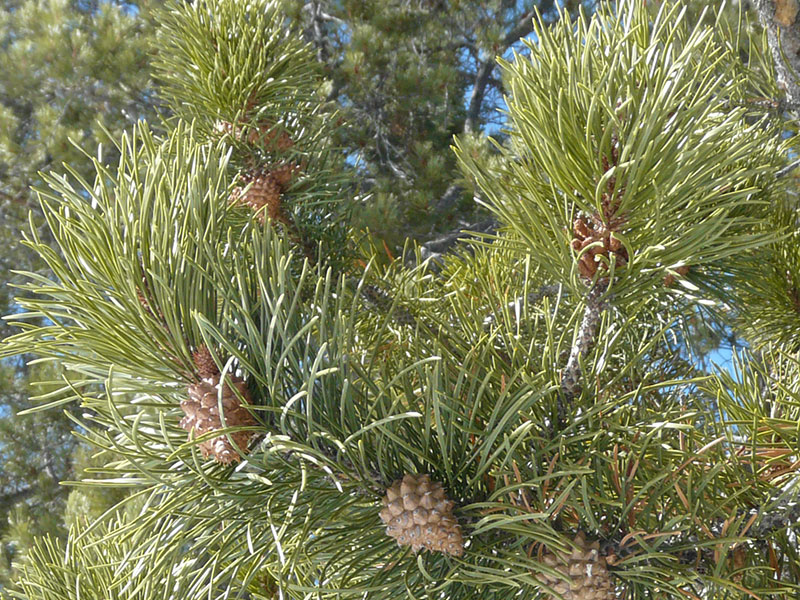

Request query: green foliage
[
  {"left": 730, "top": 203, "right": 800, "bottom": 351},
  {"left": 3, "top": 0, "right": 800, "bottom": 599},
  {"left": 7, "top": 507, "right": 214, "bottom": 600},
  {"left": 0, "top": 2, "right": 160, "bottom": 587},
  {"left": 0, "top": 0, "right": 158, "bottom": 282},
  {"left": 153, "top": 0, "right": 351, "bottom": 270},
  {"left": 457, "top": 1, "right": 790, "bottom": 309},
  {"left": 3, "top": 122, "right": 237, "bottom": 391},
  {"left": 702, "top": 346, "right": 800, "bottom": 586},
  {"left": 153, "top": 0, "right": 319, "bottom": 143},
  {"left": 62, "top": 446, "right": 132, "bottom": 530}
]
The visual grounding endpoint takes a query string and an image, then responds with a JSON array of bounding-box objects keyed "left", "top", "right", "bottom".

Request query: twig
[
  {"left": 776, "top": 157, "right": 800, "bottom": 179},
  {"left": 559, "top": 281, "right": 608, "bottom": 404},
  {"left": 613, "top": 496, "right": 800, "bottom": 571},
  {"left": 755, "top": 0, "right": 800, "bottom": 108},
  {"left": 747, "top": 499, "right": 800, "bottom": 538},
  {"left": 464, "top": 3, "right": 552, "bottom": 134},
  {"left": 431, "top": 182, "right": 466, "bottom": 215},
  {"left": 415, "top": 217, "right": 498, "bottom": 267}
]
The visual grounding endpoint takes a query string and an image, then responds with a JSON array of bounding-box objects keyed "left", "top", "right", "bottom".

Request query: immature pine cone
[
  {"left": 571, "top": 141, "right": 629, "bottom": 282},
  {"left": 663, "top": 265, "right": 690, "bottom": 288},
  {"left": 536, "top": 531, "right": 615, "bottom": 600},
  {"left": 379, "top": 473, "right": 464, "bottom": 556},
  {"left": 180, "top": 375, "right": 257, "bottom": 465},
  {"left": 571, "top": 214, "right": 628, "bottom": 280},
  {"left": 230, "top": 166, "right": 300, "bottom": 225}
]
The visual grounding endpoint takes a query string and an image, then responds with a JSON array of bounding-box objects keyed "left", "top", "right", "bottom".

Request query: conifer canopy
[{"left": 2, "top": 1, "right": 800, "bottom": 599}]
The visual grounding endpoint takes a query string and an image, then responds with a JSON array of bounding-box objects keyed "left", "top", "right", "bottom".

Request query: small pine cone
[
  {"left": 536, "top": 532, "right": 615, "bottom": 600},
  {"left": 252, "top": 125, "right": 294, "bottom": 152},
  {"left": 180, "top": 375, "right": 257, "bottom": 465},
  {"left": 571, "top": 213, "right": 628, "bottom": 281},
  {"left": 270, "top": 162, "right": 300, "bottom": 187},
  {"left": 378, "top": 474, "right": 464, "bottom": 557},
  {"left": 231, "top": 171, "right": 283, "bottom": 224},
  {"left": 192, "top": 345, "right": 219, "bottom": 379},
  {"left": 573, "top": 216, "right": 592, "bottom": 240},
  {"left": 578, "top": 252, "right": 599, "bottom": 279}
]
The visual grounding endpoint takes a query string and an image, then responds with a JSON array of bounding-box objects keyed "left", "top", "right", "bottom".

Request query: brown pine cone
[
  {"left": 230, "top": 165, "right": 302, "bottom": 225},
  {"left": 378, "top": 474, "right": 464, "bottom": 557},
  {"left": 230, "top": 170, "right": 284, "bottom": 224},
  {"left": 180, "top": 375, "right": 257, "bottom": 465},
  {"left": 536, "top": 531, "right": 615, "bottom": 600}
]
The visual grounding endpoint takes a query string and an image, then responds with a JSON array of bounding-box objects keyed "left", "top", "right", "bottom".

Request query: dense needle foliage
[{"left": 2, "top": 1, "right": 800, "bottom": 599}]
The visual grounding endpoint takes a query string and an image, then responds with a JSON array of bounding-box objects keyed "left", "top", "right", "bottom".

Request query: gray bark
[
  {"left": 756, "top": 0, "right": 800, "bottom": 108},
  {"left": 560, "top": 282, "right": 608, "bottom": 402}
]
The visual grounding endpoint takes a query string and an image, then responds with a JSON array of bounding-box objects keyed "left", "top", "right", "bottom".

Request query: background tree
[
  {"left": 0, "top": 0, "right": 160, "bottom": 587},
  {"left": 281, "top": 0, "right": 587, "bottom": 247},
  {"left": 0, "top": 0, "right": 159, "bottom": 328}
]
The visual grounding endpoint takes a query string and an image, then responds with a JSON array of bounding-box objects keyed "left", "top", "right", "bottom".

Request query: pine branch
[
  {"left": 431, "top": 182, "right": 466, "bottom": 215},
  {"left": 755, "top": 0, "right": 800, "bottom": 109},
  {"left": 465, "top": 60, "right": 498, "bottom": 135},
  {"left": 464, "top": 2, "right": 554, "bottom": 134},
  {"left": 304, "top": 1, "right": 333, "bottom": 63},
  {"left": 560, "top": 282, "right": 608, "bottom": 402},
  {"left": 776, "top": 156, "right": 800, "bottom": 178},
  {"left": 417, "top": 217, "right": 498, "bottom": 265},
  {"left": 748, "top": 499, "right": 800, "bottom": 538}
]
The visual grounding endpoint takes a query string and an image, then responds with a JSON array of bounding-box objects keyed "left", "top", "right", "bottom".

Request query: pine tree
[
  {"left": 281, "top": 0, "right": 584, "bottom": 247},
  {"left": 2, "top": 1, "right": 800, "bottom": 599}
]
